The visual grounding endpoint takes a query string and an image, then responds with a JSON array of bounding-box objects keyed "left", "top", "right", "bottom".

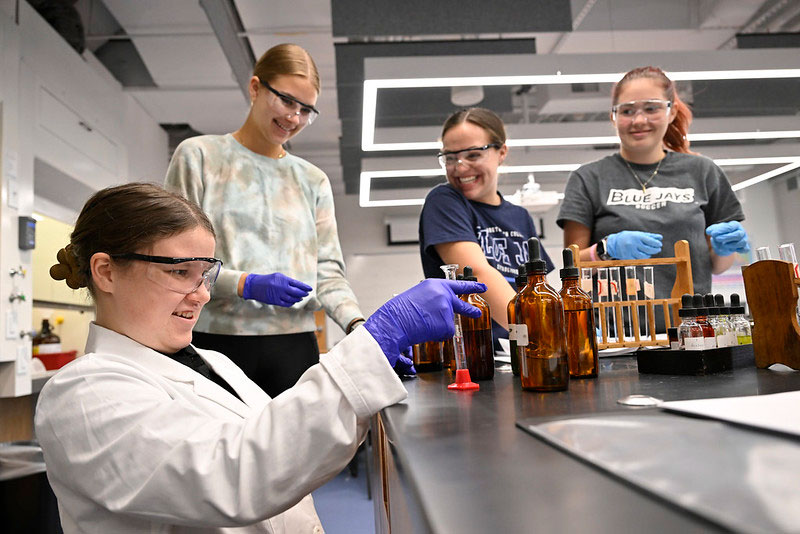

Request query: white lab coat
[{"left": 34, "top": 323, "right": 407, "bottom": 533}]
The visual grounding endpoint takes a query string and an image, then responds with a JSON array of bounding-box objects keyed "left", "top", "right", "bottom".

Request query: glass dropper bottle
[{"left": 440, "top": 264, "right": 479, "bottom": 391}]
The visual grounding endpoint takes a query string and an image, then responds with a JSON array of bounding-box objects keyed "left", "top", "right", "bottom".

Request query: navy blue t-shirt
[{"left": 419, "top": 184, "right": 554, "bottom": 343}]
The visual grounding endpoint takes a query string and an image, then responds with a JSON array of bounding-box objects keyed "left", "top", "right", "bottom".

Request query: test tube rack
[
  {"left": 570, "top": 240, "right": 693, "bottom": 350},
  {"left": 741, "top": 259, "right": 800, "bottom": 370}
]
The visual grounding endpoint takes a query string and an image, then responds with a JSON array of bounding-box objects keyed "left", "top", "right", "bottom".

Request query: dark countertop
[{"left": 379, "top": 357, "right": 800, "bottom": 533}]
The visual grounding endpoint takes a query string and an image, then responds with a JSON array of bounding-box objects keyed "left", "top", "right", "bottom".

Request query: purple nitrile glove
[
  {"left": 242, "top": 273, "right": 312, "bottom": 307},
  {"left": 364, "top": 279, "right": 486, "bottom": 368},
  {"left": 394, "top": 346, "right": 416, "bottom": 377},
  {"left": 606, "top": 230, "right": 663, "bottom": 260},
  {"left": 706, "top": 221, "right": 750, "bottom": 256}
]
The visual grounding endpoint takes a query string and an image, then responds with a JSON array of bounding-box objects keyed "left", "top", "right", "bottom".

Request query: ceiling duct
[{"left": 28, "top": 0, "right": 85, "bottom": 53}]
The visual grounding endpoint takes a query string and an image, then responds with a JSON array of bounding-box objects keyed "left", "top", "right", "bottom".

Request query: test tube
[
  {"left": 779, "top": 243, "right": 799, "bottom": 278},
  {"left": 597, "top": 267, "right": 612, "bottom": 343},
  {"left": 778, "top": 243, "right": 800, "bottom": 324},
  {"left": 624, "top": 266, "right": 643, "bottom": 340},
  {"left": 440, "top": 264, "right": 479, "bottom": 391},
  {"left": 642, "top": 266, "right": 654, "bottom": 339},
  {"left": 609, "top": 267, "right": 626, "bottom": 340},
  {"left": 756, "top": 246, "right": 772, "bottom": 261},
  {"left": 580, "top": 268, "right": 594, "bottom": 296}
]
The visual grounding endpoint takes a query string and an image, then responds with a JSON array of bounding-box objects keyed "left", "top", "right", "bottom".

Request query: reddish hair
[{"left": 612, "top": 66, "right": 693, "bottom": 154}]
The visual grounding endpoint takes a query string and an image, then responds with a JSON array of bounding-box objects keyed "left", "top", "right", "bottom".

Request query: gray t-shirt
[{"left": 557, "top": 151, "right": 744, "bottom": 303}]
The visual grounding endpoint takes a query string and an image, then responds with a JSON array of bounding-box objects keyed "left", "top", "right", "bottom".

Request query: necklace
[{"left": 622, "top": 155, "right": 663, "bottom": 193}]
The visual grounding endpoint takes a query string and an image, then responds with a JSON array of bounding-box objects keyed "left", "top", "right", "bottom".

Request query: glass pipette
[{"left": 440, "top": 264, "right": 479, "bottom": 391}]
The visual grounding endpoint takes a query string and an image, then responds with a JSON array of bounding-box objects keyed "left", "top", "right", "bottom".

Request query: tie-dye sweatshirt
[{"left": 165, "top": 133, "right": 363, "bottom": 336}]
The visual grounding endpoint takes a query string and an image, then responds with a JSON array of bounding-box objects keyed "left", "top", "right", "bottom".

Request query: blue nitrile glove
[
  {"left": 606, "top": 231, "right": 663, "bottom": 260},
  {"left": 706, "top": 221, "right": 750, "bottom": 256},
  {"left": 364, "top": 279, "right": 486, "bottom": 368},
  {"left": 395, "top": 346, "right": 416, "bottom": 377},
  {"left": 242, "top": 273, "right": 312, "bottom": 307}
]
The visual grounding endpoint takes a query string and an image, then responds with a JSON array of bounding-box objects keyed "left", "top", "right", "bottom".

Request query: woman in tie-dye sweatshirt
[{"left": 166, "top": 44, "right": 365, "bottom": 398}]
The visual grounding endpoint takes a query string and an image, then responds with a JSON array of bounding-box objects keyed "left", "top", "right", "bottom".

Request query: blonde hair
[
  {"left": 253, "top": 43, "right": 320, "bottom": 94},
  {"left": 441, "top": 107, "right": 507, "bottom": 146}
]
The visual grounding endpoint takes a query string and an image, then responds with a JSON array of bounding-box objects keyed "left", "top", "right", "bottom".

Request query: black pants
[{"left": 192, "top": 331, "right": 320, "bottom": 398}]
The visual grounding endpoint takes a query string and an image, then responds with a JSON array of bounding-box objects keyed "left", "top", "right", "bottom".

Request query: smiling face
[
  {"left": 249, "top": 73, "right": 318, "bottom": 147},
  {"left": 441, "top": 121, "right": 507, "bottom": 205},
  {"left": 612, "top": 77, "right": 676, "bottom": 163},
  {"left": 101, "top": 227, "right": 216, "bottom": 354}
]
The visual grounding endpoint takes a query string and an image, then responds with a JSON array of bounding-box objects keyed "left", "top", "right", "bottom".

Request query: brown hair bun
[{"left": 50, "top": 245, "right": 85, "bottom": 289}]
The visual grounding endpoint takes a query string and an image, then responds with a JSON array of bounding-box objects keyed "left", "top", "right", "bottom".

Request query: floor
[{"left": 312, "top": 448, "right": 375, "bottom": 534}]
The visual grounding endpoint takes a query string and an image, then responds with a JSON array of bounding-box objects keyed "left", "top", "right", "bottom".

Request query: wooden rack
[
  {"left": 570, "top": 240, "right": 693, "bottom": 350},
  {"left": 741, "top": 259, "right": 800, "bottom": 369}
]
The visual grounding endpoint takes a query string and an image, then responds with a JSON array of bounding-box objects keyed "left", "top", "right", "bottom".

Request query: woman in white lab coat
[{"left": 37, "top": 182, "right": 485, "bottom": 533}]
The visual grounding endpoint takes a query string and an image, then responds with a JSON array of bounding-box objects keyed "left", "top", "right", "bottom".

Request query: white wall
[{"left": 0, "top": 2, "right": 168, "bottom": 396}]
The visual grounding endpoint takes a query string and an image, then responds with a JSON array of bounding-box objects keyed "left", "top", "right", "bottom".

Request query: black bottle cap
[
  {"left": 559, "top": 248, "right": 579, "bottom": 278},
  {"left": 456, "top": 274, "right": 464, "bottom": 281},
  {"left": 462, "top": 266, "right": 477, "bottom": 282},
  {"left": 515, "top": 264, "right": 528, "bottom": 288},
  {"left": 693, "top": 294, "right": 707, "bottom": 315},
  {"left": 729, "top": 293, "right": 745, "bottom": 315},
  {"left": 703, "top": 293, "right": 719, "bottom": 315},
  {"left": 679, "top": 293, "right": 695, "bottom": 318},
  {"left": 714, "top": 294, "right": 730, "bottom": 315},
  {"left": 525, "top": 237, "right": 546, "bottom": 274}
]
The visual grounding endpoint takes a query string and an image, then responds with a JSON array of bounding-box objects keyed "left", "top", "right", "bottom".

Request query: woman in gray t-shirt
[{"left": 557, "top": 66, "right": 749, "bottom": 303}]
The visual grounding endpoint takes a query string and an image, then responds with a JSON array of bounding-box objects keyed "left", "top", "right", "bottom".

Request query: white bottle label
[
  {"left": 517, "top": 324, "right": 529, "bottom": 347},
  {"left": 36, "top": 342, "right": 62, "bottom": 354},
  {"left": 716, "top": 335, "right": 728, "bottom": 348},
  {"left": 704, "top": 337, "right": 716, "bottom": 349},
  {"left": 685, "top": 337, "right": 704, "bottom": 351},
  {"left": 508, "top": 324, "right": 517, "bottom": 342}
]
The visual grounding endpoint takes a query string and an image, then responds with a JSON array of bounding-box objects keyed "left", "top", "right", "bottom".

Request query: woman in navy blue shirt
[{"left": 419, "top": 107, "right": 553, "bottom": 344}]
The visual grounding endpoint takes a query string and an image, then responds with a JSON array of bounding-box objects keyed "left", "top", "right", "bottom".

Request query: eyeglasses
[
  {"left": 437, "top": 144, "right": 500, "bottom": 169},
  {"left": 258, "top": 78, "right": 320, "bottom": 125},
  {"left": 111, "top": 253, "right": 223, "bottom": 295},
  {"left": 612, "top": 99, "right": 672, "bottom": 122}
]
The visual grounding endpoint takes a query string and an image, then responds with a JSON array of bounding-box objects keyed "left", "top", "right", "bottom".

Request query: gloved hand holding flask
[
  {"left": 364, "top": 279, "right": 486, "bottom": 369},
  {"left": 242, "top": 273, "right": 313, "bottom": 307}
]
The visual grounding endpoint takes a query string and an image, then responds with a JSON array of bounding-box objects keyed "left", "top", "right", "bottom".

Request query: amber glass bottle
[
  {"left": 559, "top": 248, "right": 598, "bottom": 378},
  {"left": 32, "top": 318, "right": 62, "bottom": 355},
  {"left": 506, "top": 264, "right": 527, "bottom": 376},
  {"left": 460, "top": 266, "right": 494, "bottom": 380},
  {"left": 516, "top": 238, "right": 569, "bottom": 391},
  {"left": 412, "top": 340, "right": 443, "bottom": 372}
]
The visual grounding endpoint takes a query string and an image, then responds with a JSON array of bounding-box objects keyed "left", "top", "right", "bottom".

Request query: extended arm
[{"left": 435, "top": 241, "right": 514, "bottom": 330}]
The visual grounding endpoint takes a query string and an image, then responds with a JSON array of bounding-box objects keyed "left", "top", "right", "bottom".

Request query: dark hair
[
  {"left": 253, "top": 43, "right": 320, "bottom": 94},
  {"left": 50, "top": 182, "right": 215, "bottom": 294},
  {"left": 441, "top": 107, "right": 507, "bottom": 146},
  {"left": 612, "top": 66, "right": 693, "bottom": 154}
]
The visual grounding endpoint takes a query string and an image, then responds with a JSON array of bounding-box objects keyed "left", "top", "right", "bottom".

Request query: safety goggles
[
  {"left": 259, "top": 78, "right": 320, "bottom": 125},
  {"left": 437, "top": 144, "right": 500, "bottom": 169},
  {"left": 612, "top": 99, "right": 672, "bottom": 122},
  {"left": 111, "top": 253, "right": 223, "bottom": 295}
]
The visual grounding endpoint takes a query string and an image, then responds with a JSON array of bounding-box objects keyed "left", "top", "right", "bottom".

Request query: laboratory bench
[{"left": 369, "top": 357, "right": 800, "bottom": 534}]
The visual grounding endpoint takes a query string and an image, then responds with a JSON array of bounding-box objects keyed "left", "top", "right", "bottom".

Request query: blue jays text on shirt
[
  {"left": 477, "top": 227, "right": 528, "bottom": 278},
  {"left": 607, "top": 186, "right": 695, "bottom": 211}
]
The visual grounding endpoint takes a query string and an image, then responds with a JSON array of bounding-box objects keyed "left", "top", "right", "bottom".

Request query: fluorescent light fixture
[
  {"left": 362, "top": 69, "right": 800, "bottom": 151},
  {"left": 731, "top": 159, "right": 800, "bottom": 192},
  {"left": 359, "top": 157, "right": 800, "bottom": 207}
]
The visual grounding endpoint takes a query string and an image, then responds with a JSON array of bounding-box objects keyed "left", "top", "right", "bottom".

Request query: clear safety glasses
[
  {"left": 111, "top": 253, "right": 223, "bottom": 295},
  {"left": 437, "top": 144, "right": 500, "bottom": 169},
  {"left": 612, "top": 99, "right": 672, "bottom": 123},
  {"left": 259, "top": 78, "right": 320, "bottom": 125}
]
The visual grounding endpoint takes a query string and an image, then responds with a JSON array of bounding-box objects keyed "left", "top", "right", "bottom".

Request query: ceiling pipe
[{"left": 199, "top": 0, "right": 255, "bottom": 103}]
